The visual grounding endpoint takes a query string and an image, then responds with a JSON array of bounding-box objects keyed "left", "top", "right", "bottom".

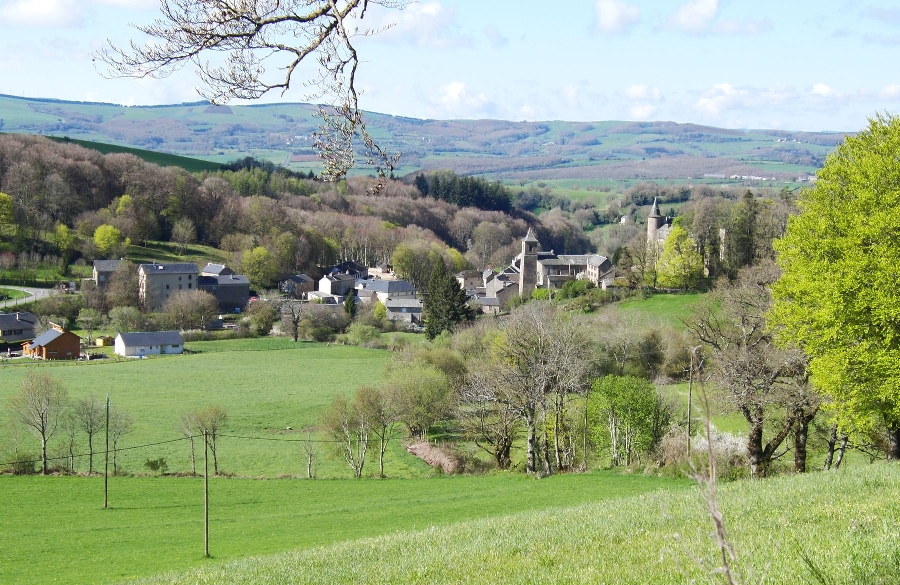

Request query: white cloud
[
  {"left": 360, "top": 2, "right": 471, "bottom": 49},
  {"left": 630, "top": 104, "right": 656, "bottom": 120},
  {"left": 696, "top": 83, "right": 741, "bottom": 116},
  {"left": 434, "top": 81, "right": 492, "bottom": 118},
  {"left": 625, "top": 84, "right": 661, "bottom": 101},
  {"left": 811, "top": 83, "right": 837, "bottom": 98},
  {"left": 716, "top": 18, "right": 773, "bottom": 35},
  {"left": 668, "top": 0, "right": 719, "bottom": 33},
  {"left": 881, "top": 84, "right": 900, "bottom": 98},
  {"left": 0, "top": 0, "right": 84, "bottom": 27},
  {"left": 595, "top": 0, "right": 640, "bottom": 33}
]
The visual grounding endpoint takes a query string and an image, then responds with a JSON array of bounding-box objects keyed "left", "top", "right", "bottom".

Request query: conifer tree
[{"left": 424, "top": 260, "right": 473, "bottom": 340}]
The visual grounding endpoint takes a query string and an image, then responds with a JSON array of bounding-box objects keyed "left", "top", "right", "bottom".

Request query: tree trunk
[
  {"left": 823, "top": 423, "right": 837, "bottom": 470},
  {"left": 541, "top": 429, "right": 552, "bottom": 476},
  {"left": 41, "top": 435, "right": 49, "bottom": 475},
  {"left": 888, "top": 425, "right": 900, "bottom": 460},
  {"left": 88, "top": 434, "right": 94, "bottom": 475},
  {"left": 834, "top": 434, "right": 849, "bottom": 469},
  {"left": 746, "top": 419, "right": 767, "bottom": 478},
  {"left": 793, "top": 411, "right": 815, "bottom": 473},
  {"left": 525, "top": 408, "right": 537, "bottom": 474},
  {"left": 189, "top": 435, "right": 196, "bottom": 475},
  {"left": 553, "top": 400, "right": 562, "bottom": 471}
]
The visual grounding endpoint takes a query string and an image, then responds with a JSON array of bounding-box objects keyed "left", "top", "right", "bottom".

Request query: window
[
  {"left": 179, "top": 284, "right": 182, "bottom": 289},
  {"left": 188, "top": 283, "right": 192, "bottom": 289},
  {"left": 166, "top": 284, "right": 170, "bottom": 290},
  {"left": 179, "top": 276, "right": 182, "bottom": 281}
]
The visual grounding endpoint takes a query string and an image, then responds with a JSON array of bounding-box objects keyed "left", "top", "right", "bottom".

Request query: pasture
[
  {"left": 0, "top": 340, "right": 398, "bottom": 478},
  {"left": 0, "top": 471, "right": 686, "bottom": 585},
  {"left": 129, "top": 464, "right": 900, "bottom": 585}
]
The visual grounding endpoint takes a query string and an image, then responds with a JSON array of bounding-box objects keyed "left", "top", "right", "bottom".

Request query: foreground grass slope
[
  {"left": 132, "top": 465, "right": 900, "bottom": 585},
  {"left": 0, "top": 472, "right": 683, "bottom": 585}
]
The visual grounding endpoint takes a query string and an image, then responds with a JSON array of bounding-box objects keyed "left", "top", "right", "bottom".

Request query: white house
[{"left": 114, "top": 331, "right": 184, "bottom": 357}]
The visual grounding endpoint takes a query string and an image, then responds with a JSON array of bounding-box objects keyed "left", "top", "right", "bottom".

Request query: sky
[{"left": 1, "top": 0, "right": 899, "bottom": 132}]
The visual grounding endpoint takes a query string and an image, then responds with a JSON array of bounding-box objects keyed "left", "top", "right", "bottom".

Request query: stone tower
[
  {"left": 519, "top": 227, "right": 540, "bottom": 298},
  {"left": 647, "top": 197, "right": 664, "bottom": 243}
]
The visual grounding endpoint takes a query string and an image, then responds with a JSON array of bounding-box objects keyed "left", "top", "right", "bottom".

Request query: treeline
[
  {"left": 0, "top": 134, "right": 590, "bottom": 285},
  {"left": 412, "top": 170, "right": 513, "bottom": 212}
]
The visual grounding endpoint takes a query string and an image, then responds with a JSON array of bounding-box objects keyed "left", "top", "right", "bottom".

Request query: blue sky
[{"left": 1, "top": 0, "right": 899, "bottom": 131}]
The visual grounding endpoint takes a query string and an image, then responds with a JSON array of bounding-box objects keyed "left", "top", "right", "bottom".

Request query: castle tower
[
  {"left": 647, "top": 197, "right": 663, "bottom": 243},
  {"left": 519, "top": 227, "right": 540, "bottom": 298}
]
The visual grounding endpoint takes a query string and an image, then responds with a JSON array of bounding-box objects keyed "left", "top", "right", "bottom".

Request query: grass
[
  {"left": 45, "top": 136, "right": 224, "bottom": 173},
  {"left": 0, "top": 471, "right": 687, "bottom": 585},
  {"left": 126, "top": 464, "right": 900, "bottom": 585},
  {"left": 0, "top": 340, "right": 395, "bottom": 477},
  {"left": 127, "top": 240, "right": 231, "bottom": 266},
  {"left": 0, "top": 287, "right": 30, "bottom": 301},
  {"left": 617, "top": 292, "right": 705, "bottom": 329}
]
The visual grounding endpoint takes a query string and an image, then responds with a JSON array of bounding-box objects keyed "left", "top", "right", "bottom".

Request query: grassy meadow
[
  {"left": 0, "top": 471, "right": 687, "bottom": 585},
  {"left": 0, "top": 340, "right": 399, "bottom": 478},
  {"left": 126, "top": 464, "right": 900, "bottom": 585}
]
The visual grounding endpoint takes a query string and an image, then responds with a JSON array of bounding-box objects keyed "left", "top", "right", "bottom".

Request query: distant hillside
[
  {"left": 0, "top": 93, "right": 847, "bottom": 182},
  {"left": 45, "top": 136, "right": 223, "bottom": 173}
]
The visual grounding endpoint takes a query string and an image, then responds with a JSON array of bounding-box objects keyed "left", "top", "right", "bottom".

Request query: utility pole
[
  {"left": 204, "top": 430, "right": 210, "bottom": 558},
  {"left": 104, "top": 394, "right": 110, "bottom": 509}
]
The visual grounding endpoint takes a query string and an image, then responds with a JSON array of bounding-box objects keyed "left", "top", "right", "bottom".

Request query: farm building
[
  {"left": 23, "top": 323, "right": 80, "bottom": 360},
  {"left": 114, "top": 331, "right": 184, "bottom": 357},
  {"left": 384, "top": 297, "right": 423, "bottom": 324}
]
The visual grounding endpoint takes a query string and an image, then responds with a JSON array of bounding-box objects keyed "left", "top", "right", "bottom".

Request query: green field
[
  {"left": 46, "top": 136, "right": 224, "bottom": 173},
  {"left": 127, "top": 240, "right": 231, "bottom": 266},
  {"left": 125, "top": 464, "right": 900, "bottom": 585},
  {"left": 0, "top": 471, "right": 686, "bottom": 585},
  {"left": 617, "top": 292, "right": 705, "bottom": 329},
  {"left": 0, "top": 341, "right": 396, "bottom": 478}
]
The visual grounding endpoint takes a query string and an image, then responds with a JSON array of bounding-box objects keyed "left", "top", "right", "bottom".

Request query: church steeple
[{"left": 647, "top": 197, "right": 663, "bottom": 243}]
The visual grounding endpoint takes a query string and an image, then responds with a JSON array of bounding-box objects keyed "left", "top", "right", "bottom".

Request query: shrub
[
  {"left": 4, "top": 453, "right": 38, "bottom": 475},
  {"left": 345, "top": 323, "right": 382, "bottom": 347},
  {"left": 144, "top": 457, "right": 168, "bottom": 475}
]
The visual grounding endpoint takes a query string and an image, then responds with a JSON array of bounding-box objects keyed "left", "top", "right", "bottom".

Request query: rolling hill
[{"left": 0, "top": 94, "right": 845, "bottom": 183}]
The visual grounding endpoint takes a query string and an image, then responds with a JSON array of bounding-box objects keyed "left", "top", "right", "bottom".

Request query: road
[{"left": 0, "top": 286, "right": 55, "bottom": 310}]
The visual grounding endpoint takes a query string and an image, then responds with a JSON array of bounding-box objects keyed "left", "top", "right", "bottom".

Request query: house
[
  {"left": 318, "top": 273, "right": 357, "bottom": 297},
  {"left": 0, "top": 312, "right": 37, "bottom": 346},
  {"left": 92, "top": 259, "right": 122, "bottom": 287},
  {"left": 356, "top": 279, "right": 416, "bottom": 304},
  {"left": 586, "top": 254, "right": 616, "bottom": 289},
  {"left": 323, "top": 260, "right": 369, "bottom": 279},
  {"left": 138, "top": 263, "right": 199, "bottom": 312},
  {"left": 280, "top": 273, "right": 315, "bottom": 299},
  {"left": 23, "top": 323, "right": 80, "bottom": 360},
  {"left": 198, "top": 273, "right": 251, "bottom": 312},
  {"left": 455, "top": 269, "right": 483, "bottom": 291},
  {"left": 200, "top": 263, "right": 234, "bottom": 277},
  {"left": 114, "top": 331, "right": 184, "bottom": 357},
  {"left": 384, "top": 297, "right": 423, "bottom": 324},
  {"left": 307, "top": 291, "right": 341, "bottom": 305}
]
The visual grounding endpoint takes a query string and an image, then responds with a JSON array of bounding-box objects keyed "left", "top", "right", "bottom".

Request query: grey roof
[
  {"left": 476, "top": 297, "right": 501, "bottom": 306},
  {"left": 539, "top": 255, "right": 591, "bottom": 266},
  {"left": 649, "top": 197, "right": 662, "bottom": 218},
  {"left": 139, "top": 263, "right": 199, "bottom": 274},
  {"left": 201, "top": 263, "right": 233, "bottom": 276},
  {"left": 117, "top": 331, "right": 184, "bottom": 346},
  {"left": 0, "top": 312, "right": 37, "bottom": 328},
  {"left": 524, "top": 227, "right": 538, "bottom": 242},
  {"left": 93, "top": 259, "right": 121, "bottom": 272},
  {"left": 322, "top": 273, "right": 356, "bottom": 282},
  {"left": 199, "top": 274, "right": 250, "bottom": 286},
  {"left": 359, "top": 279, "right": 416, "bottom": 294},
  {"left": 384, "top": 298, "right": 422, "bottom": 309},
  {"left": 284, "top": 273, "right": 314, "bottom": 284},
  {"left": 587, "top": 254, "right": 611, "bottom": 267},
  {"left": 28, "top": 328, "right": 64, "bottom": 348}
]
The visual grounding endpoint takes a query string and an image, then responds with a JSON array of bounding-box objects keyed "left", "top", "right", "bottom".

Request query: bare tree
[
  {"left": 301, "top": 431, "right": 318, "bottom": 479},
  {"left": 279, "top": 300, "right": 304, "bottom": 342},
  {"left": 8, "top": 372, "right": 68, "bottom": 474},
  {"left": 686, "top": 262, "right": 815, "bottom": 478},
  {"left": 179, "top": 411, "right": 200, "bottom": 475},
  {"left": 109, "top": 407, "right": 135, "bottom": 475},
  {"left": 458, "top": 362, "right": 520, "bottom": 470},
  {"left": 321, "top": 391, "right": 369, "bottom": 478},
  {"left": 355, "top": 384, "right": 397, "bottom": 478},
  {"left": 94, "top": 0, "right": 406, "bottom": 183},
  {"left": 163, "top": 290, "right": 219, "bottom": 331},
  {"left": 73, "top": 395, "right": 106, "bottom": 475},
  {"left": 195, "top": 405, "right": 227, "bottom": 474},
  {"left": 171, "top": 217, "right": 196, "bottom": 254}
]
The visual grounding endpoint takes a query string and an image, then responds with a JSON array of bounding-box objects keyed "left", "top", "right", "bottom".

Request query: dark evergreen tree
[
  {"left": 344, "top": 292, "right": 358, "bottom": 320},
  {"left": 413, "top": 172, "right": 429, "bottom": 196},
  {"left": 424, "top": 260, "right": 474, "bottom": 340}
]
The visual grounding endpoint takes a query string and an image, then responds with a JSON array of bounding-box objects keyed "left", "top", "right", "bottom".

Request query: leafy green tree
[
  {"left": 241, "top": 246, "right": 278, "bottom": 289},
  {"left": 386, "top": 363, "right": 451, "bottom": 441},
  {"left": 424, "top": 260, "right": 473, "bottom": 340},
  {"left": 391, "top": 240, "right": 440, "bottom": 292},
  {"left": 656, "top": 224, "right": 703, "bottom": 290},
  {"left": 0, "top": 191, "right": 12, "bottom": 224},
  {"left": 76, "top": 308, "right": 103, "bottom": 345},
  {"left": 108, "top": 306, "right": 143, "bottom": 333},
  {"left": 93, "top": 224, "right": 121, "bottom": 257},
  {"left": 590, "top": 376, "right": 670, "bottom": 467},
  {"left": 771, "top": 114, "right": 900, "bottom": 458},
  {"left": 55, "top": 224, "right": 76, "bottom": 255}
]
